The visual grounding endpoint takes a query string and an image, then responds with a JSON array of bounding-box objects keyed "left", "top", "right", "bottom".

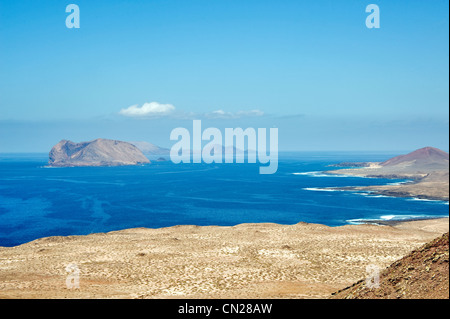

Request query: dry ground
[
  {"left": 0, "top": 218, "right": 448, "bottom": 299},
  {"left": 332, "top": 232, "right": 449, "bottom": 299}
]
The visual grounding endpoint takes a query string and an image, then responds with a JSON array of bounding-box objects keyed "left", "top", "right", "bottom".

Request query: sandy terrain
[{"left": 0, "top": 218, "right": 448, "bottom": 299}]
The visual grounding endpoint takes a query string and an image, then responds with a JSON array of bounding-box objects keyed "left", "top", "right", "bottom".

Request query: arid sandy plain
[{"left": 0, "top": 218, "right": 447, "bottom": 299}]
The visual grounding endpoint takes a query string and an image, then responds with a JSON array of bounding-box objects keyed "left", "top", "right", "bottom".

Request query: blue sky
[{"left": 0, "top": 0, "right": 448, "bottom": 152}]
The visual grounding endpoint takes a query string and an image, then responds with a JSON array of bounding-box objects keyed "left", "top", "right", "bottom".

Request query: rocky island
[{"left": 48, "top": 138, "right": 150, "bottom": 167}]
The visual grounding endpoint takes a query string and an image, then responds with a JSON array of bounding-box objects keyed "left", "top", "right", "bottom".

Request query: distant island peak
[{"left": 48, "top": 138, "right": 150, "bottom": 167}]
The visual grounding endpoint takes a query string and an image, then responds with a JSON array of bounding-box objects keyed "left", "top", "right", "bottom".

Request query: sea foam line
[
  {"left": 293, "top": 171, "right": 348, "bottom": 177},
  {"left": 346, "top": 214, "right": 449, "bottom": 225},
  {"left": 365, "top": 194, "right": 396, "bottom": 199},
  {"left": 302, "top": 187, "right": 343, "bottom": 192},
  {"left": 293, "top": 171, "right": 373, "bottom": 178},
  {"left": 386, "top": 181, "right": 412, "bottom": 186},
  {"left": 406, "top": 198, "right": 449, "bottom": 205}
]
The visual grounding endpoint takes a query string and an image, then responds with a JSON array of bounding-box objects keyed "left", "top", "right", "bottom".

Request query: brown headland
[{"left": 325, "top": 147, "right": 449, "bottom": 201}]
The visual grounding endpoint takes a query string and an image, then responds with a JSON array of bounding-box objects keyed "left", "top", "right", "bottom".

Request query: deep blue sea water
[{"left": 0, "top": 152, "right": 448, "bottom": 247}]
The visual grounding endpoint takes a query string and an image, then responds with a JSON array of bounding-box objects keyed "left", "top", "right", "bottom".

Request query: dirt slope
[
  {"left": 331, "top": 232, "right": 449, "bottom": 299},
  {"left": 381, "top": 146, "right": 449, "bottom": 169}
]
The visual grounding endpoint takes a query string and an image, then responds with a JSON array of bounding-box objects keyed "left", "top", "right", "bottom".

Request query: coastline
[
  {"left": 1, "top": 152, "right": 448, "bottom": 299},
  {"left": 0, "top": 217, "right": 448, "bottom": 299},
  {"left": 348, "top": 216, "right": 449, "bottom": 227},
  {"left": 327, "top": 185, "right": 450, "bottom": 202},
  {"left": 323, "top": 167, "right": 449, "bottom": 202}
]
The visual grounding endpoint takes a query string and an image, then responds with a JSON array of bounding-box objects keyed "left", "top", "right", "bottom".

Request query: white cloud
[
  {"left": 119, "top": 102, "right": 265, "bottom": 120},
  {"left": 119, "top": 102, "right": 175, "bottom": 117},
  {"left": 205, "top": 109, "right": 265, "bottom": 119}
]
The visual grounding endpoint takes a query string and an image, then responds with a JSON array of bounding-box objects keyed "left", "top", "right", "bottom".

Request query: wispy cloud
[
  {"left": 119, "top": 102, "right": 265, "bottom": 120},
  {"left": 204, "top": 109, "right": 265, "bottom": 119},
  {"left": 119, "top": 102, "right": 175, "bottom": 118}
]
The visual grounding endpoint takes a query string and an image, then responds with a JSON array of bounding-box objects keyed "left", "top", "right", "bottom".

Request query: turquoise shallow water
[{"left": 0, "top": 152, "right": 448, "bottom": 247}]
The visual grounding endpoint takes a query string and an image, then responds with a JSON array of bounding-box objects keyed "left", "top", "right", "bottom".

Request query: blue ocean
[{"left": 0, "top": 152, "right": 448, "bottom": 247}]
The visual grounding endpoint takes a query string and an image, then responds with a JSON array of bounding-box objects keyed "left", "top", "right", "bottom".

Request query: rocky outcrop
[
  {"left": 328, "top": 162, "right": 373, "bottom": 168},
  {"left": 48, "top": 139, "right": 150, "bottom": 167}
]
